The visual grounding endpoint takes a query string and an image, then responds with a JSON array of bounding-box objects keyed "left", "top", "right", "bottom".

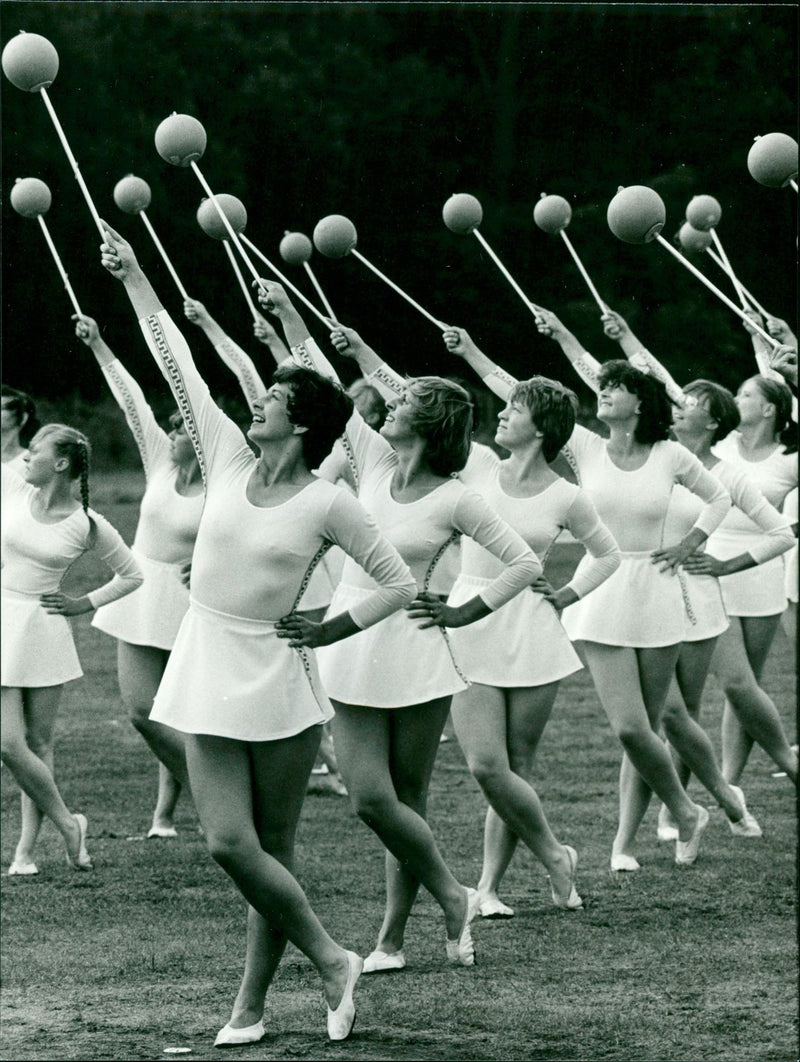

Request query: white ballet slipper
[
  {"left": 446, "top": 888, "right": 479, "bottom": 967},
  {"left": 147, "top": 825, "right": 178, "bottom": 839},
  {"left": 327, "top": 950, "right": 362, "bottom": 1042},
  {"left": 477, "top": 895, "right": 514, "bottom": 919},
  {"left": 68, "top": 814, "right": 92, "bottom": 870},
  {"left": 727, "top": 786, "right": 762, "bottom": 838},
  {"left": 7, "top": 860, "right": 38, "bottom": 876},
  {"left": 549, "top": 845, "right": 584, "bottom": 910},
  {"left": 362, "top": 949, "right": 406, "bottom": 973},
  {"left": 213, "top": 1019, "right": 265, "bottom": 1047},
  {"left": 610, "top": 853, "right": 641, "bottom": 872},
  {"left": 656, "top": 804, "right": 679, "bottom": 842},
  {"left": 675, "top": 805, "right": 710, "bottom": 866}
]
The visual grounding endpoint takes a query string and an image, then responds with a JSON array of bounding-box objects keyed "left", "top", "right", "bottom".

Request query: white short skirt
[
  {"left": 92, "top": 551, "right": 189, "bottom": 650},
  {"left": 678, "top": 572, "right": 729, "bottom": 643},
  {"left": 715, "top": 551, "right": 787, "bottom": 617},
  {"left": 561, "top": 551, "right": 685, "bottom": 648},
  {"left": 150, "top": 598, "right": 333, "bottom": 741},
  {"left": 1, "top": 587, "right": 82, "bottom": 687},
  {"left": 317, "top": 583, "right": 468, "bottom": 708},
  {"left": 447, "top": 574, "right": 581, "bottom": 687}
]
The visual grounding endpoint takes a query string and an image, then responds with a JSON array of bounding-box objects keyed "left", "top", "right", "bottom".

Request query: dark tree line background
[{"left": 1, "top": 2, "right": 797, "bottom": 463}]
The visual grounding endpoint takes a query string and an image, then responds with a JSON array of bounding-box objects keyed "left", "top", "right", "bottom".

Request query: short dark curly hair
[
  {"left": 598, "top": 360, "right": 673, "bottom": 444},
  {"left": 1, "top": 385, "right": 40, "bottom": 447},
  {"left": 272, "top": 364, "right": 354, "bottom": 471}
]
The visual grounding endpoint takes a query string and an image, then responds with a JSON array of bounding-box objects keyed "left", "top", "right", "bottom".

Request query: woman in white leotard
[
  {"left": 74, "top": 314, "right": 204, "bottom": 838},
  {"left": 2, "top": 425, "right": 142, "bottom": 875},
  {"left": 1, "top": 385, "right": 40, "bottom": 474},
  {"left": 468, "top": 327, "right": 732, "bottom": 870},
  {"left": 258, "top": 286, "right": 541, "bottom": 973},
  {"left": 438, "top": 327, "right": 620, "bottom": 917},
  {"left": 101, "top": 224, "right": 415, "bottom": 1045}
]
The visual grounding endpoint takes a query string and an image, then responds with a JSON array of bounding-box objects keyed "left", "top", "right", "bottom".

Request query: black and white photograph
[{"left": 1, "top": 3, "right": 797, "bottom": 1059}]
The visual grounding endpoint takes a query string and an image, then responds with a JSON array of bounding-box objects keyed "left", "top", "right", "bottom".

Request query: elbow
[
  {"left": 523, "top": 554, "right": 543, "bottom": 582},
  {"left": 400, "top": 578, "right": 417, "bottom": 605}
]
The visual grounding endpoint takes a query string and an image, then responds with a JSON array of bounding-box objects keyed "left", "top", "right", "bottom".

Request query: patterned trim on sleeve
[
  {"left": 291, "top": 341, "right": 317, "bottom": 372},
  {"left": 291, "top": 540, "right": 333, "bottom": 612},
  {"left": 559, "top": 445, "right": 581, "bottom": 482},
  {"left": 572, "top": 354, "right": 602, "bottom": 393},
  {"left": 491, "top": 366, "right": 519, "bottom": 392},
  {"left": 338, "top": 433, "right": 360, "bottom": 491},
  {"left": 217, "top": 338, "right": 265, "bottom": 412},
  {"left": 372, "top": 365, "right": 406, "bottom": 397},
  {"left": 105, "top": 362, "right": 151, "bottom": 477},
  {"left": 144, "top": 314, "right": 207, "bottom": 487}
]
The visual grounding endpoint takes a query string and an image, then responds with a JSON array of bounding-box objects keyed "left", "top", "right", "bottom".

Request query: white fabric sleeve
[
  {"left": 139, "top": 310, "right": 247, "bottom": 485},
  {"left": 323, "top": 488, "right": 416, "bottom": 629},
  {"left": 289, "top": 335, "right": 342, "bottom": 384},
  {"left": 367, "top": 361, "right": 406, "bottom": 400},
  {"left": 569, "top": 350, "right": 603, "bottom": 394},
  {"left": 483, "top": 367, "right": 517, "bottom": 402},
  {"left": 452, "top": 487, "right": 542, "bottom": 610},
  {"left": 459, "top": 442, "right": 501, "bottom": 490},
  {"left": 561, "top": 491, "right": 621, "bottom": 598},
  {"left": 1, "top": 460, "right": 27, "bottom": 503},
  {"left": 214, "top": 336, "right": 268, "bottom": 413},
  {"left": 85, "top": 513, "right": 144, "bottom": 608},
  {"left": 627, "top": 347, "right": 684, "bottom": 405},
  {"left": 102, "top": 358, "right": 169, "bottom": 480},
  {"left": 671, "top": 444, "right": 731, "bottom": 537},
  {"left": 717, "top": 463, "right": 796, "bottom": 565}
]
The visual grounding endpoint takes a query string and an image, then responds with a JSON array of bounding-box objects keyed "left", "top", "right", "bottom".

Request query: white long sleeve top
[
  {"left": 292, "top": 337, "right": 542, "bottom": 606},
  {"left": 102, "top": 358, "right": 203, "bottom": 565},
  {"left": 1, "top": 463, "right": 143, "bottom": 608},
  {"left": 138, "top": 311, "right": 415, "bottom": 627}
]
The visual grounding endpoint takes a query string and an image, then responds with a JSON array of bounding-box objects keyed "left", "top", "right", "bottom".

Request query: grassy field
[{"left": 1, "top": 470, "right": 797, "bottom": 1062}]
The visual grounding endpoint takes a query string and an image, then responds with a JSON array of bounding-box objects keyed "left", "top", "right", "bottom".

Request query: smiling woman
[{"left": 99, "top": 222, "right": 416, "bottom": 1045}]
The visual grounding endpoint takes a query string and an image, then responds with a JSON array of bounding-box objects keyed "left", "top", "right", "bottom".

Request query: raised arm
[
  {"left": 183, "top": 297, "right": 268, "bottom": 412},
  {"left": 100, "top": 223, "right": 245, "bottom": 479},
  {"left": 442, "top": 326, "right": 518, "bottom": 402},
  {"left": 601, "top": 308, "right": 684, "bottom": 404},
  {"left": 74, "top": 313, "right": 168, "bottom": 479}
]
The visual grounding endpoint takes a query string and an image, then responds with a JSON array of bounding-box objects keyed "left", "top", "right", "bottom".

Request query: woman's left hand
[
  {"left": 276, "top": 612, "right": 327, "bottom": 648},
  {"left": 40, "top": 592, "right": 92, "bottom": 616},
  {"left": 680, "top": 552, "right": 726, "bottom": 577},
  {"left": 651, "top": 544, "right": 693, "bottom": 574},
  {"left": 406, "top": 591, "right": 459, "bottom": 629}
]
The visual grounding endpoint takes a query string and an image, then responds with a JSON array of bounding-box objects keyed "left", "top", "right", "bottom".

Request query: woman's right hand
[
  {"left": 534, "top": 307, "right": 567, "bottom": 340},
  {"left": 253, "top": 312, "right": 278, "bottom": 345},
  {"left": 99, "top": 222, "right": 141, "bottom": 280},
  {"left": 766, "top": 316, "right": 797, "bottom": 346},
  {"left": 183, "top": 298, "right": 211, "bottom": 327},
  {"left": 740, "top": 308, "right": 764, "bottom": 337},
  {"left": 442, "top": 326, "right": 476, "bottom": 359},
  {"left": 255, "top": 279, "right": 293, "bottom": 318},
  {"left": 601, "top": 308, "right": 630, "bottom": 341},
  {"left": 72, "top": 313, "right": 100, "bottom": 347},
  {"left": 330, "top": 324, "right": 365, "bottom": 360}
]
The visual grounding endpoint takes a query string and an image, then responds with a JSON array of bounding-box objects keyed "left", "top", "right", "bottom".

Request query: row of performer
[{"left": 1, "top": 221, "right": 796, "bottom": 1045}]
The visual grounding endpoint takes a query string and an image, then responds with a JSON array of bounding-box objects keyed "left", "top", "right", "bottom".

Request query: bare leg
[
  {"left": 0, "top": 686, "right": 85, "bottom": 863},
  {"left": 478, "top": 809, "right": 518, "bottom": 907},
  {"left": 332, "top": 698, "right": 470, "bottom": 947},
  {"left": 713, "top": 616, "right": 797, "bottom": 783},
  {"left": 117, "top": 641, "right": 190, "bottom": 811},
  {"left": 186, "top": 727, "right": 353, "bottom": 1013},
  {"left": 452, "top": 681, "right": 574, "bottom": 902},
  {"left": 661, "top": 640, "right": 745, "bottom": 819},
  {"left": 151, "top": 763, "right": 182, "bottom": 833},
  {"left": 577, "top": 643, "right": 703, "bottom": 861},
  {"left": 13, "top": 686, "right": 61, "bottom": 865}
]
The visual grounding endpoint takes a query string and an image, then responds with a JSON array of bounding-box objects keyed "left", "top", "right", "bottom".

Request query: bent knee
[
  {"left": 468, "top": 756, "right": 511, "bottom": 794},
  {"left": 349, "top": 787, "right": 397, "bottom": 828},
  {"left": 204, "top": 827, "right": 254, "bottom": 868},
  {"left": 128, "top": 701, "right": 156, "bottom": 729}
]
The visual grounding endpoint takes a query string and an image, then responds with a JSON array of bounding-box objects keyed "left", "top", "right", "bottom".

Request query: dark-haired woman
[
  {"left": 1, "top": 385, "right": 41, "bottom": 474},
  {"left": 101, "top": 225, "right": 416, "bottom": 1044},
  {"left": 2, "top": 425, "right": 142, "bottom": 874},
  {"left": 259, "top": 288, "right": 540, "bottom": 972},
  {"left": 476, "top": 309, "right": 731, "bottom": 869}
]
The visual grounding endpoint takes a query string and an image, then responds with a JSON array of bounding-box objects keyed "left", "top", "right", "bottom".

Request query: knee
[
  {"left": 720, "top": 674, "right": 753, "bottom": 704},
  {"left": 349, "top": 786, "right": 394, "bottom": 829},
  {"left": 204, "top": 826, "right": 251, "bottom": 870},
  {"left": 128, "top": 700, "right": 155, "bottom": 731},
  {"left": 615, "top": 721, "right": 647, "bottom": 749},
  {"left": 468, "top": 755, "right": 508, "bottom": 796},
  {"left": 26, "top": 729, "right": 54, "bottom": 760}
]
